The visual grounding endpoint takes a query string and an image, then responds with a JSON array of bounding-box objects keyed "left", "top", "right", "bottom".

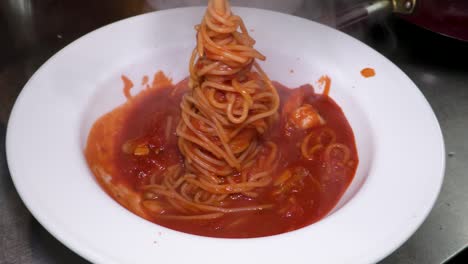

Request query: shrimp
[{"left": 281, "top": 85, "right": 325, "bottom": 134}]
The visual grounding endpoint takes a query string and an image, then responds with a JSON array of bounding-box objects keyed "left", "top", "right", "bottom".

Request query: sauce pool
[{"left": 85, "top": 74, "right": 358, "bottom": 238}]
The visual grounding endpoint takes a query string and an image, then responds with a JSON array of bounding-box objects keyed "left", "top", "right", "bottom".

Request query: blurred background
[{"left": 1, "top": 0, "right": 467, "bottom": 263}]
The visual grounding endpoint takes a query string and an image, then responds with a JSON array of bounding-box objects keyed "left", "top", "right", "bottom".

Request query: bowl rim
[{"left": 6, "top": 6, "right": 445, "bottom": 264}]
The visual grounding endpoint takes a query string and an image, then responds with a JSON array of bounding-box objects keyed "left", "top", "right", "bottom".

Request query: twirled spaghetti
[{"left": 141, "top": 0, "right": 279, "bottom": 218}]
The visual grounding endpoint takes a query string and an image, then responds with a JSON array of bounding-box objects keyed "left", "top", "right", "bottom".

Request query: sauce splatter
[
  {"left": 151, "top": 71, "right": 173, "bottom": 90},
  {"left": 360, "top": 68, "right": 375, "bottom": 78},
  {"left": 141, "top": 75, "right": 149, "bottom": 86},
  {"left": 121, "top": 75, "right": 134, "bottom": 100},
  {"left": 318, "top": 75, "right": 331, "bottom": 96}
]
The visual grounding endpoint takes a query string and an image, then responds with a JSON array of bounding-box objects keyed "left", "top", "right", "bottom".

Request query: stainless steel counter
[{"left": 1, "top": 1, "right": 467, "bottom": 263}]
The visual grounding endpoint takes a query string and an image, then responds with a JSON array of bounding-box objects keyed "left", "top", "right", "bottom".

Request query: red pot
[{"left": 400, "top": 0, "right": 468, "bottom": 42}]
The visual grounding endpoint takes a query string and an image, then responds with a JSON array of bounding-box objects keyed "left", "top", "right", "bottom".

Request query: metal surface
[
  {"left": 1, "top": 1, "right": 467, "bottom": 263},
  {"left": 335, "top": 1, "right": 391, "bottom": 29},
  {"left": 392, "top": 0, "right": 416, "bottom": 14}
]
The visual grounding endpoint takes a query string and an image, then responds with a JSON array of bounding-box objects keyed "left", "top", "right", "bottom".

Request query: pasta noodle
[{"left": 142, "top": 0, "right": 279, "bottom": 219}]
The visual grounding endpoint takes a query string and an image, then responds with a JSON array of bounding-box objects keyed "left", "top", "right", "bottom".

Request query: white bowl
[{"left": 6, "top": 7, "right": 445, "bottom": 264}]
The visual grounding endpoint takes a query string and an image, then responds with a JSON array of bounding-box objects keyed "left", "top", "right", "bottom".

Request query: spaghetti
[{"left": 141, "top": 0, "right": 280, "bottom": 218}]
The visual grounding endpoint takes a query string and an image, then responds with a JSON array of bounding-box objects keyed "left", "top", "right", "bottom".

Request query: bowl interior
[{"left": 80, "top": 43, "right": 375, "bottom": 226}]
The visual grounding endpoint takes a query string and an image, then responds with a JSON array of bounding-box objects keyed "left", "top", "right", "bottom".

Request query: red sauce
[
  {"left": 150, "top": 71, "right": 172, "bottom": 89},
  {"left": 360, "top": 68, "right": 375, "bottom": 78},
  {"left": 121, "top": 75, "right": 134, "bottom": 99},
  {"left": 86, "top": 74, "right": 358, "bottom": 238},
  {"left": 318, "top": 75, "right": 331, "bottom": 95},
  {"left": 141, "top": 75, "right": 149, "bottom": 86}
]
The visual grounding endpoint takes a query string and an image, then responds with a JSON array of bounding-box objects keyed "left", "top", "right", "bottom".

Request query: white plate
[{"left": 6, "top": 7, "right": 445, "bottom": 264}]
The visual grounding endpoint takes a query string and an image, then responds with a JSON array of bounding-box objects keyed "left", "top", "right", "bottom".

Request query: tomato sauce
[
  {"left": 85, "top": 74, "right": 358, "bottom": 238},
  {"left": 360, "top": 68, "right": 375, "bottom": 78}
]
